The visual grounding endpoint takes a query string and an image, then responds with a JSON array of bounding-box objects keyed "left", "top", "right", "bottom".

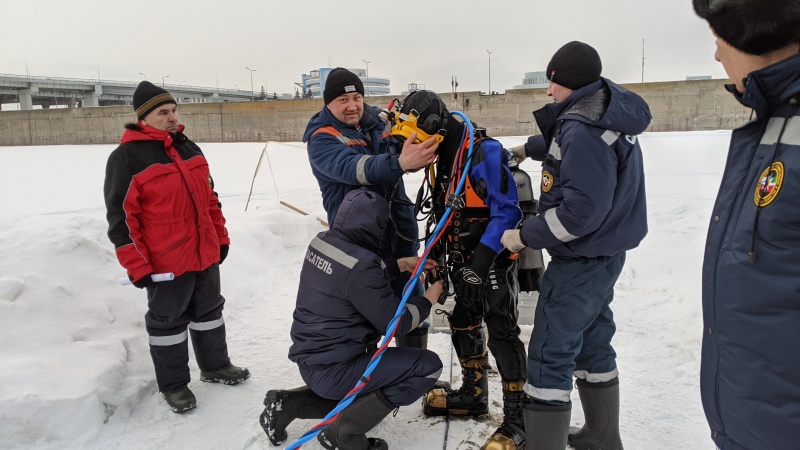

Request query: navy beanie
[
  {"left": 323, "top": 68, "right": 364, "bottom": 104},
  {"left": 693, "top": 0, "right": 800, "bottom": 55},
  {"left": 546, "top": 41, "right": 602, "bottom": 91},
  {"left": 133, "top": 81, "right": 176, "bottom": 120}
]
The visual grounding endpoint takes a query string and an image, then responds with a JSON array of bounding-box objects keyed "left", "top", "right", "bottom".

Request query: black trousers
[
  {"left": 451, "top": 258, "right": 527, "bottom": 382},
  {"left": 144, "top": 264, "right": 231, "bottom": 392}
]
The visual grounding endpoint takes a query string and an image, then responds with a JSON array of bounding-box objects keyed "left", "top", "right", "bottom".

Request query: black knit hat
[
  {"left": 546, "top": 41, "right": 602, "bottom": 91},
  {"left": 323, "top": 68, "right": 364, "bottom": 104},
  {"left": 133, "top": 81, "right": 176, "bottom": 120},
  {"left": 693, "top": 0, "right": 800, "bottom": 55}
]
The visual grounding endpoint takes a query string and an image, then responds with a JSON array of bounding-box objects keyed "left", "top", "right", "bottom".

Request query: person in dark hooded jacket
[
  {"left": 264, "top": 188, "right": 443, "bottom": 450},
  {"left": 693, "top": 1, "right": 800, "bottom": 449},
  {"left": 502, "top": 41, "right": 650, "bottom": 450}
]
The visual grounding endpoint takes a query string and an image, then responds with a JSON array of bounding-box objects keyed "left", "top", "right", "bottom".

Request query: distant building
[
  {"left": 401, "top": 83, "right": 426, "bottom": 96},
  {"left": 686, "top": 75, "right": 712, "bottom": 81},
  {"left": 299, "top": 67, "right": 390, "bottom": 100},
  {"left": 512, "top": 71, "right": 549, "bottom": 90}
]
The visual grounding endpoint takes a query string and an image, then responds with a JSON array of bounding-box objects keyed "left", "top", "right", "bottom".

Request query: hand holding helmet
[{"left": 399, "top": 134, "right": 438, "bottom": 172}]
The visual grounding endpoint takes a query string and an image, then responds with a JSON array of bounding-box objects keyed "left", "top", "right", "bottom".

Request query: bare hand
[
  {"left": 424, "top": 280, "right": 444, "bottom": 306},
  {"left": 397, "top": 257, "right": 439, "bottom": 276},
  {"left": 400, "top": 132, "right": 439, "bottom": 171},
  {"left": 397, "top": 256, "right": 418, "bottom": 274}
]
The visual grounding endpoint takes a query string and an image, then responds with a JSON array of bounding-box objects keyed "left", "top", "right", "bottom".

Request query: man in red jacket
[{"left": 104, "top": 81, "right": 249, "bottom": 413}]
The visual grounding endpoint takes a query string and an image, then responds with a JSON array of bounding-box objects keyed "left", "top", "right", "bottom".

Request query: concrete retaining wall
[{"left": 0, "top": 79, "right": 750, "bottom": 147}]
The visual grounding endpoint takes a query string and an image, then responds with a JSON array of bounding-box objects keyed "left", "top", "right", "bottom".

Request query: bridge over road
[{"left": 0, "top": 74, "right": 257, "bottom": 110}]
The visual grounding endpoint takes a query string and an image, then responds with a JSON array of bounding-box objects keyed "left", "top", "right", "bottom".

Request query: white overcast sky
[{"left": 0, "top": 0, "right": 724, "bottom": 95}]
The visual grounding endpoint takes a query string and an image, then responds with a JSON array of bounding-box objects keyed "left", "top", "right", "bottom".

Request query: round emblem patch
[
  {"left": 541, "top": 170, "right": 554, "bottom": 192},
  {"left": 753, "top": 162, "right": 783, "bottom": 207}
]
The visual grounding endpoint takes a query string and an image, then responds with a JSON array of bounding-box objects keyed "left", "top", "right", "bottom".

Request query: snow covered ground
[{"left": 0, "top": 131, "right": 729, "bottom": 449}]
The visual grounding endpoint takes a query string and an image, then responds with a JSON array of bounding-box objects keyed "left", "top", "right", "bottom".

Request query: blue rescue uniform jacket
[
  {"left": 701, "top": 53, "right": 800, "bottom": 450},
  {"left": 288, "top": 188, "right": 433, "bottom": 368},
  {"left": 303, "top": 105, "right": 418, "bottom": 261},
  {"left": 519, "top": 78, "right": 649, "bottom": 257}
]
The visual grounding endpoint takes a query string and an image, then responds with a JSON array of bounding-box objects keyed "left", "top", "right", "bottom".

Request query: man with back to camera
[
  {"left": 692, "top": 1, "right": 800, "bottom": 449},
  {"left": 104, "top": 81, "right": 249, "bottom": 413},
  {"left": 502, "top": 41, "right": 650, "bottom": 450}
]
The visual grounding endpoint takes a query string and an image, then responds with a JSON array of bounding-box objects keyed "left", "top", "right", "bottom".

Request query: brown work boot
[
  {"left": 482, "top": 381, "right": 527, "bottom": 450},
  {"left": 423, "top": 353, "right": 489, "bottom": 416}
]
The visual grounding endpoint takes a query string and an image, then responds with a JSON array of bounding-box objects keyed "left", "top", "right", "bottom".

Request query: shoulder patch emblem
[
  {"left": 754, "top": 162, "right": 783, "bottom": 207},
  {"left": 541, "top": 170, "right": 554, "bottom": 193}
]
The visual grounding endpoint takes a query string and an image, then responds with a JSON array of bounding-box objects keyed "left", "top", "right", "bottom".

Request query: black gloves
[
  {"left": 131, "top": 274, "right": 155, "bottom": 289},
  {"left": 453, "top": 243, "right": 497, "bottom": 312},
  {"left": 454, "top": 266, "right": 485, "bottom": 310},
  {"left": 219, "top": 245, "right": 229, "bottom": 265}
]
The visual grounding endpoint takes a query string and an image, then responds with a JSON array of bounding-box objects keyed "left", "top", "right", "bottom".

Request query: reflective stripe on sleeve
[
  {"left": 406, "top": 303, "right": 421, "bottom": 328},
  {"left": 356, "top": 155, "right": 372, "bottom": 185},
  {"left": 544, "top": 208, "right": 578, "bottom": 243}
]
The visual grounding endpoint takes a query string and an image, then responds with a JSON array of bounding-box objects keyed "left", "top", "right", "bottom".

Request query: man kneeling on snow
[{"left": 260, "top": 188, "right": 443, "bottom": 449}]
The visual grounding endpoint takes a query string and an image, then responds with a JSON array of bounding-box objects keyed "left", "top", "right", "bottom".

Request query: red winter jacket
[{"left": 104, "top": 123, "right": 229, "bottom": 282}]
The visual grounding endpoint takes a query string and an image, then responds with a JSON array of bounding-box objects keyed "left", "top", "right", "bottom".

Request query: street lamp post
[
  {"left": 362, "top": 60, "right": 370, "bottom": 97},
  {"left": 138, "top": 72, "right": 146, "bottom": 80},
  {"left": 486, "top": 50, "right": 492, "bottom": 95},
  {"left": 161, "top": 70, "right": 170, "bottom": 87},
  {"left": 245, "top": 67, "right": 257, "bottom": 101}
]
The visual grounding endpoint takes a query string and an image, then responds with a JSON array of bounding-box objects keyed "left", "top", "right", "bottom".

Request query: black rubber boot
[
  {"left": 394, "top": 323, "right": 429, "bottom": 349},
  {"left": 199, "top": 363, "right": 250, "bottom": 385},
  {"left": 162, "top": 385, "right": 197, "bottom": 413},
  {"left": 259, "top": 385, "right": 340, "bottom": 446},
  {"left": 523, "top": 401, "right": 571, "bottom": 450},
  {"left": 568, "top": 377, "right": 623, "bottom": 450},
  {"left": 317, "top": 390, "right": 394, "bottom": 450},
  {"left": 481, "top": 381, "right": 527, "bottom": 450},
  {"left": 423, "top": 353, "right": 489, "bottom": 416}
]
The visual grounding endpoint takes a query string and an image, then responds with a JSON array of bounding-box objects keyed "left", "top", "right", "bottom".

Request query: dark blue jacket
[
  {"left": 519, "top": 78, "right": 649, "bottom": 258},
  {"left": 303, "top": 104, "right": 418, "bottom": 261},
  {"left": 701, "top": 53, "right": 800, "bottom": 450},
  {"left": 288, "top": 188, "right": 433, "bottom": 367}
]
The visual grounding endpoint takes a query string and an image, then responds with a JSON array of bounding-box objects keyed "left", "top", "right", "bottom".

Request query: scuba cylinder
[{"left": 508, "top": 152, "right": 544, "bottom": 293}]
